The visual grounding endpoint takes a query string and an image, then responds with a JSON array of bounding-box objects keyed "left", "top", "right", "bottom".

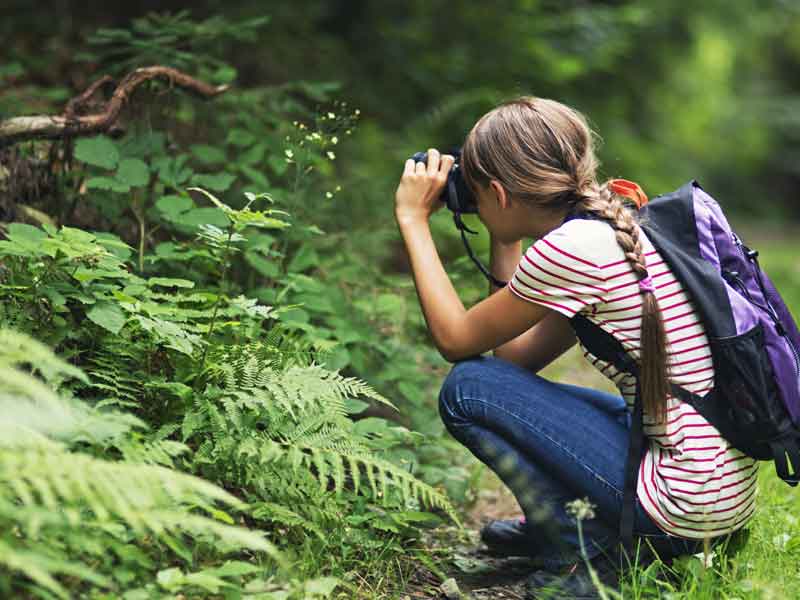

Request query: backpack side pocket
[{"left": 710, "top": 323, "right": 794, "bottom": 458}]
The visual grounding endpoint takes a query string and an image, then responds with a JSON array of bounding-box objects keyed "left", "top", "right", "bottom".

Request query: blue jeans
[{"left": 438, "top": 355, "right": 707, "bottom": 570}]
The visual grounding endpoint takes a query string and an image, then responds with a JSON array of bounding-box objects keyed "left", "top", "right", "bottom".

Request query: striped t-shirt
[{"left": 508, "top": 218, "right": 758, "bottom": 539}]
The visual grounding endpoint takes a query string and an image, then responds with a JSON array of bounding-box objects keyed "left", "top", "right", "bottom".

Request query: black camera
[
  {"left": 410, "top": 148, "right": 478, "bottom": 215},
  {"left": 409, "top": 147, "right": 507, "bottom": 288}
]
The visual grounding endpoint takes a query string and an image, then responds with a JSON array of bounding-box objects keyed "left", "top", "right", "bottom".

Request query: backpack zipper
[{"left": 731, "top": 232, "right": 800, "bottom": 389}]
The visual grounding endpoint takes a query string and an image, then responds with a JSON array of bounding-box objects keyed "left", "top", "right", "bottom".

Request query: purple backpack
[{"left": 570, "top": 180, "right": 800, "bottom": 547}]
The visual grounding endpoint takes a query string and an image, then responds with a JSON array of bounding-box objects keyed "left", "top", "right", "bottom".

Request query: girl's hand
[{"left": 394, "top": 148, "right": 455, "bottom": 225}]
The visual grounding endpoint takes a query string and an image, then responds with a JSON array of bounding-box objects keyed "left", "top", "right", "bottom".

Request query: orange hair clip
[{"left": 608, "top": 178, "right": 648, "bottom": 209}]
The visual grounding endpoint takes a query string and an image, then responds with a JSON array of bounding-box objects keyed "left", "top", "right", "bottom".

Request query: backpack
[{"left": 567, "top": 179, "right": 800, "bottom": 551}]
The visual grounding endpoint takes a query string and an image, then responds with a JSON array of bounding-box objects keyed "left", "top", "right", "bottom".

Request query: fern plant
[
  {"left": 0, "top": 329, "right": 285, "bottom": 599},
  {"left": 188, "top": 340, "right": 459, "bottom": 523}
]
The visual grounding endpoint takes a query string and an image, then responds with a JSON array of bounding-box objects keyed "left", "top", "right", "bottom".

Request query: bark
[{"left": 0, "top": 66, "right": 229, "bottom": 147}]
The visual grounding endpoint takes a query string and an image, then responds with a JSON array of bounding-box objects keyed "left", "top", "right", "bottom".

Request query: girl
[{"left": 394, "top": 97, "right": 756, "bottom": 598}]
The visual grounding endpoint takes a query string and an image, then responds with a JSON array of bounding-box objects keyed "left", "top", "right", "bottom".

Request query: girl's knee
[{"left": 438, "top": 356, "right": 488, "bottom": 422}]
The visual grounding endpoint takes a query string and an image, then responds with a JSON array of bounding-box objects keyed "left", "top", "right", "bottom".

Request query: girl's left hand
[{"left": 394, "top": 148, "right": 455, "bottom": 225}]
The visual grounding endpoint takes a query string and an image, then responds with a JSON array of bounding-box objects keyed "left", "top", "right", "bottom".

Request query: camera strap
[{"left": 454, "top": 212, "right": 508, "bottom": 289}]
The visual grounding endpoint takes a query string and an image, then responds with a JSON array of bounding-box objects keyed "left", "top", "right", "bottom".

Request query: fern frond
[
  {"left": 0, "top": 371, "right": 141, "bottom": 445},
  {"left": 0, "top": 329, "right": 87, "bottom": 387},
  {"left": 1, "top": 441, "right": 281, "bottom": 554},
  {"left": 87, "top": 342, "right": 146, "bottom": 409},
  {"left": 249, "top": 502, "right": 325, "bottom": 539},
  {"left": 118, "top": 438, "right": 189, "bottom": 466},
  {"left": 0, "top": 540, "right": 111, "bottom": 600}
]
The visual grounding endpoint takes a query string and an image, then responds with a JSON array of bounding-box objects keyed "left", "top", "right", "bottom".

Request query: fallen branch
[{"left": 0, "top": 66, "right": 230, "bottom": 147}]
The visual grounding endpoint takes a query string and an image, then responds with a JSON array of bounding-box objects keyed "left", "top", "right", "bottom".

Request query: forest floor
[{"left": 402, "top": 470, "right": 537, "bottom": 599}]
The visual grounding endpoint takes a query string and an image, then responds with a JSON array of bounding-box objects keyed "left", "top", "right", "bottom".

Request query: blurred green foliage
[
  {"left": 3, "top": 0, "right": 800, "bottom": 226},
  {"left": 1, "top": 2, "right": 799, "bottom": 597}
]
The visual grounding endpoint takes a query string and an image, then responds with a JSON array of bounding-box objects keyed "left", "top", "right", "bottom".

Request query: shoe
[
  {"left": 524, "top": 554, "right": 621, "bottom": 599},
  {"left": 479, "top": 518, "right": 541, "bottom": 557}
]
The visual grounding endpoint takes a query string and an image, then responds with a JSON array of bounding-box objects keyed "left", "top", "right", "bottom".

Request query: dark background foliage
[
  {"left": 4, "top": 0, "right": 800, "bottom": 222},
  {"left": 1, "top": 2, "right": 799, "bottom": 598}
]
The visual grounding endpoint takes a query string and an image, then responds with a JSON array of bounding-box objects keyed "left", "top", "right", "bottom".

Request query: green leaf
[
  {"left": 353, "top": 417, "right": 391, "bottom": 437},
  {"left": 191, "top": 144, "right": 226, "bottom": 165},
  {"left": 323, "top": 345, "right": 350, "bottom": 370},
  {"left": 119, "top": 130, "right": 165, "bottom": 158},
  {"left": 240, "top": 165, "right": 270, "bottom": 188},
  {"left": 267, "top": 154, "right": 289, "bottom": 176},
  {"left": 183, "top": 572, "right": 230, "bottom": 593},
  {"left": 344, "top": 398, "right": 369, "bottom": 415},
  {"left": 245, "top": 250, "right": 280, "bottom": 278},
  {"left": 115, "top": 158, "right": 150, "bottom": 187},
  {"left": 75, "top": 135, "right": 119, "bottom": 169},
  {"left": 181, "top": 207, "right": 230, "bottom": 227},
  {"left": 155, "top": 194, "right": 194, "bottom": 220},
  {"left": 287, "top": 244, "right": 319, "bottom": 273},
  {"left": 156, "top": 568, "right": 183, "bottom": 589},
  {"left": 225, "top": 128, "right": 256, "bottom": 147},
  {"left": 191, "top": 173, "right": 236, "bottom": 192},
  {"left": 87, "top": 301, "right": 126, "bottom": 334},
  {"left": 147, "top": 277, "right": 195, "bottom": 289},
  {"left": 7, "top": 222, "right": 47, "bottom": 245},
  {"left": 240, "top": 144, "right": 266, "bottom": 166},
  {"left": 154, "top": 155, "right": 193, "bottom": 187},
  {"left": 207, "top": 561, "right": 261, "bottom": 578},
  {"left": 94, "top": 232, "right": 133, "bottom": 260},
  {"left": 86, "top": 176, "right": 129, "bottom": 192},
  {"left": 212, "top": 65, "right": 237, "bottom": 84},
  {"left": 303, "top": 577, "right": 340, "bottom": 597}
]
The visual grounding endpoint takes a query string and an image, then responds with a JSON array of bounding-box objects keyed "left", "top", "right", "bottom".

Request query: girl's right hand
[{"left": 394, "top": 148, "right": 455, "bottom": 226}]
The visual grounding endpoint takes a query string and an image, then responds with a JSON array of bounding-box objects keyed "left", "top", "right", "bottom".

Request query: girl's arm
[
  {"left": 488, "top": 236, "right": 577, "bottom": 371},
  {"left": 395, "top": 149, "right": 555, "bottom": 362}
]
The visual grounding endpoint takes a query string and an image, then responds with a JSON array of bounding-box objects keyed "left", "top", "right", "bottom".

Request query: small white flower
[
  {"left": 325, "top": 191, "right": 333, "bottom": 198},
  {"left": 772, "top": 532, "right": 791, "bottom": 549},
  {"left": 354, "top": 109, "right": 361, "bottom": 115},
  {"left": 345, "top": 129, "right": 352, "bottom": 135},
  {"left": 327, "top": 151, "right": 336, "bottom": 160},
  {"left": 335, "top": 185, "right": 341, "bottom": 192},
  {"left": 311, "top": 132, "right": 322, "bottom": 140},
  {"left": 284, "top": 149, "right": 294, "bottom": 158},
  {"left": 565, "top": 498, "right": 596, "bottom": 521},
  {"left": 693, "top": 550, "right": 716, "bottom": 568},
  {"left": 331, "top": 136, "right": 338, "bottom": 145},
  {"left": 327, "top": 112, "right": 335, "bottom": 119}
]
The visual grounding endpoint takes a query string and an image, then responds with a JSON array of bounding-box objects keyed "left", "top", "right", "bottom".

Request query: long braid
[{"left": 579, "top": 181, "right": 669, "bottom": 424}]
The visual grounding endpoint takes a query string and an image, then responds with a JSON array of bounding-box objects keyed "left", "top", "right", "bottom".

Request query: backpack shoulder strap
[{"left": 570, "top": 314, "right": 737, "bottom": 551}]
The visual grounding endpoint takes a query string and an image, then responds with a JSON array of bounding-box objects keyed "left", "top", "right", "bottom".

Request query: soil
[{"left": 401, "top": 470, "right": 544, "bottom": 600}]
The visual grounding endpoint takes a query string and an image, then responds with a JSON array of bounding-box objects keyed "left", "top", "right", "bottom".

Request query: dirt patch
[{"left": 401, "top": 469, "right": 544, "bottom": 599}]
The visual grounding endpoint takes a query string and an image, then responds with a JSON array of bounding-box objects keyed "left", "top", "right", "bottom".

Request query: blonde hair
[{"left": 462, "top": 96, "right": 668, "bottom": 423}]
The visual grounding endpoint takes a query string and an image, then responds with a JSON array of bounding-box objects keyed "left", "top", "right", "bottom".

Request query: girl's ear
[{"left": 489, "top": 180, "right": 511, "bottom": 209}]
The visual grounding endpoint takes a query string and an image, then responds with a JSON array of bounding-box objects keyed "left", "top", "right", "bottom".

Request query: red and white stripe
[{"left": 509, "top": 219, "right": 758, "bottom": 539}]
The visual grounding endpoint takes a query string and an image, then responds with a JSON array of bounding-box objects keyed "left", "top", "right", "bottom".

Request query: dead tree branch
[{"left": 0, "top": 66, "right": 230, "bottom": 147}]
